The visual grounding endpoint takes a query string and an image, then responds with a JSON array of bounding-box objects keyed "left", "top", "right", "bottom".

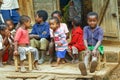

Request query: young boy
[
  {"left": 49, "top": 11, "right": 69, "bottom": 64},
  {"left": 30, "top": 10, "right": 50, "bottom": 64},
  {"left": 14, "top": 15, "right": 39, "bottom": 72},
  {"left": 0, "top": 23, "right": 11, "bottom": 66},
  {"left": 79, "top": 12, "right": 103, "bottom": 76},
  {"left": 49, "top": 17, "right": 68, "bottom": 67},
  {"left": 67, "top": 16, "right": 85, "bottom": 63}
]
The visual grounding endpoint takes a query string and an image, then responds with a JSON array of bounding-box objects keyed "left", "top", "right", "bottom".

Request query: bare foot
[
  {"left": 33, "top": 61, "right": 40, "bottom": 70},
  {"left": 0, "top": 63, "right": 3, "bottom": 67},
  {"left": 51, "top": 63, "right": 59, "bottom": 67},
  {"left": 7, "top": 61, "right": 14, "bottom": 65}
]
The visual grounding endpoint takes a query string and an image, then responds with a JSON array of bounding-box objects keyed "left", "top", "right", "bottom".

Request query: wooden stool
[{"left": 14, "top": 51, "right": 33, "bottom": 72}]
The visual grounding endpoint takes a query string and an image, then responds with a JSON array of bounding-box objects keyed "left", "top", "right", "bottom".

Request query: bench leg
[
  {"left": 14, "top": 56, "right": 19, "bottom": 72},
  {"left": 28, "top": 52, "right": 32, "bottom": 71}
]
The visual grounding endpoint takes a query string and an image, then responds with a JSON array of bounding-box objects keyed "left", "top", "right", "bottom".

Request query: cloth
[
  {"left": 88, "top": 45, "right": 104, "bottom": 55},
  {"left": 14, "top": 27, "right": 29, "bottom": 45},
  {"left": 69, "top": 27, "right": 85, "bottom": 51},
  {"left": 1, "top": 0, "right": 19, "bottom": 10},
  {"left": 18, "top": 46, "right": 39, "bottom": 61},
  {"left": 31, "top": 22, "right": 50, "bottom": 41},
  {"left": 53, "top": 27, "right": 68, "bottom": 51},
  {"left": 1, "top": 9, "right": 20, "bottom": 24},
  {"left": 30, "top": 38, "right": 49, "bottom": 50},
  {"left": 56, "top": 50, "right": 66, "bottom": 58},
  {"left": 50, "top": 23, "right": 69, "bottom": 38},
  {"left": 0, "top": 35, "right": 3, "bottom": 50},
  {"left": 84, "top": 26, "right": 103, "bottom": 46}
]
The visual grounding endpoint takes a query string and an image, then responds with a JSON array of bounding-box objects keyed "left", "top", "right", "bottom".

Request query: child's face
[
  {"left": 53, "top": 13, "right": 61, "bottom": 22},
  {"left": 49, "top": 19, "right": 58, "bottom": 31},
  {"left": 24, "top": 19, "right": 31, "bottom": 29},
  {"left": 87, "top": 15, "right": 98, "bottom": 28},
  {"left": 35, "top": 14, "right": 42, "bottom": 23},
  {"left": 6, "top": 21, "right": 14, "bottom": 30}
]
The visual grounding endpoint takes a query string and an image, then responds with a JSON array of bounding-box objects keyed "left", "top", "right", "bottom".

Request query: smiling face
[
  {"left": 49, "top": 19, "right": 59, "bottom": 31},
  {"left": 87, "top": 15, "right": 98, "bottom": 29}
]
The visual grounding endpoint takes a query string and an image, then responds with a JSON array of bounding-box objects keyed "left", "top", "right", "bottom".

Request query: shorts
[
  {"left": 56, "top": 50, "right": 66, "bottom": 58},
  {"left": 1, "top": 9, "right": 20, "bottom": 24},
  {"left": 30, "top": 38, "right": 49, "bottom": 50}
]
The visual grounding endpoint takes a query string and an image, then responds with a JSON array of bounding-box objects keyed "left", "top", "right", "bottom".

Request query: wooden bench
[
  {"left": 7, "top": 73, "right": 40, "bottom": 80},
  {"left": 14, "top": 51, "right": 33, "bottom": 72}
]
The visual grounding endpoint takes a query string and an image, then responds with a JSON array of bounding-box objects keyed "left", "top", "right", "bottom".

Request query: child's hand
[
  {"left": 86, "top": 48, "right": 91, "bottom": 53},
  {"left": 58, "top": 42, "right": 63, "bottom": 46},
  {"left": 14, "top": 50, "right": 19, "bottom": 56},
  {"left": 92, "top": 49, "right": 97, "bottom": 57}
]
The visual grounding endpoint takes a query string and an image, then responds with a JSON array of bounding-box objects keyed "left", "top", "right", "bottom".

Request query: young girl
[
  {"left": 49, "top": 10, "right": 69, "bottom": 64},
  {"left": 49, "top": 17, "right": 68, "bottom": 67},
  {"left": 67, "top": 16, "right": 85, "bottom": 63},
  {"left": 0, "top": 23, "right": 10, "bottom": 66},
  {"left": 14, "top": 15, "right": 39, "bottom": 72}
]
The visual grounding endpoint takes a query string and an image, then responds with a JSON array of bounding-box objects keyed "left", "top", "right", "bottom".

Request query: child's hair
[
  {"left": 5, "top": 19, "right": 14, "bottom": 24},
  {"left": 49, "top": 17, "right": 60, "bottom": 24},
  {"left": 0, "top": 23, "right": 7, "bottom": 31},
  {"left": 19, "top": 15, "right": 30, "bottom": 25},
  {"left": 72, "top": 16, "right": 81, "bottom": 26},
  {"left": 87, "top": 12, "right": 98, "bottom": 19},
  {"left": 51, "top": 10, "right": 62, "bottom": 18},
  {"left": 36, "top": 10, "right": 48, "bottom": 22}
]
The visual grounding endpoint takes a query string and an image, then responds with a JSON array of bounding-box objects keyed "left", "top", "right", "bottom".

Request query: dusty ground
[{"left": 109, "top": 64, "right": 120, "bottom": 80}]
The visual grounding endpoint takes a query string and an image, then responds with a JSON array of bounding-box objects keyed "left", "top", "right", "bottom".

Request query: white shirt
[
  {"left": 1, "top": 0, "right": 19, "bottom": 10},
  {"left": 0, "top": 35, "right": 3, "bottom": 50}
]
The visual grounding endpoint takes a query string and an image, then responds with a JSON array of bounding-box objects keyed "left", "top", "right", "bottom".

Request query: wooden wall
[
  {"left": 92, "top": 0, "right": 120, "bottom": 41},
  {"left": 18, "top": 0, "right": 35, "bottom": 24}
]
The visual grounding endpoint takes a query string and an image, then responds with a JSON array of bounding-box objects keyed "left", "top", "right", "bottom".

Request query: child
[
  {"left": 5, "top": 19, "right": 16, "bottom": 64},
  {"left": 0, "top": 23, "right": 10, "bottom": 66},
  {"left": 49, "top": 17, "right": 68, "bottom": 67},
  {"left": 79, "top": 12, "right": 103, "bottom": 76},
  {"left": 67, "top": 16, "right": 85, "bottom": 63},
  {"left": 30, "top": 10, "right": 50, "bottom": 64},
  {"left": 14, "top": 15, "right": 39, "bottom": 72},
  {"left": 49, "top": 11, "right": 69, "bottom": 63}
]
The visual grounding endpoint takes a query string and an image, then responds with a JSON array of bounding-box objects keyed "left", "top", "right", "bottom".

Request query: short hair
[
  {"left": 87, "top": 12, "right": 98, "bottom": 19},
  {"left": 72, "top": 16, "right": 81, "bottom": 26},
  {"left": 19, "top": 15, "right": 30, "bottom": 25},
  {"left": 5, "top": 19, "right": 14, "bottom": 24},
  {"left": 37, "top": 10, "right": 48, "bottom": 21},
  {"left": 51, "top": 10, "right": 62, "bottom": 18},
  {"left": 49, "top": 17, "right": 60, "bottom": 24},
  {"left": 0, "top": 23, "right": 7, "bottom": 31}
]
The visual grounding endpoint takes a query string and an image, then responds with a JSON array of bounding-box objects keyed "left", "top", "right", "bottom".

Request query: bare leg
[
  {"left": 20, "top": 60, "right": 26, "bottom": 72},
  {"left": 0, "top": 50, "right": 3, "bottom": 67},
  {"left": 7, "top": 46, "right": 13, "bottom": 65},
  {"left": 49, "top": 43, "right": 55, "bottom": 64},
  {"left": 38, "top": 50, "right": 46, "bottom": 64},
  {"left": 52, "top": 58, "right": 61, "bottom": 67}
]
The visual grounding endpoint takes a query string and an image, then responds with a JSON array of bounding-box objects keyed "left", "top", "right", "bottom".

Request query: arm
[
  {"left": 39, "top": 25, "right": 50, "bottom": 39},
  {"left": 30, "top": 25, "right": 40, "bottom": 39}
]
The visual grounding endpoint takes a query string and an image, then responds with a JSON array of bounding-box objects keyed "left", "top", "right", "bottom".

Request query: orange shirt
[{"left": 14, "top": 27, "right": 29, "bottom": 45}]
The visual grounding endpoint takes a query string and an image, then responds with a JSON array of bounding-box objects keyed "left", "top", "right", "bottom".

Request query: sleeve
[
  {"left": 98, "top": 28, "right": 103, "bottom": 41},
  {"left": 50, "top": 28, "right": 54, "bottom": 38},
  {"left": 39, "top": 24, "right": 50, "bottom": 38},
  {"left": 63, "top": 23, "right": 69, "bottom": 33},
  {"left": 30, "top": 25, "right": 37, "bottom": 34},
  {"left": 14, "top": 29, "right": 22, "bottom": 42},
  {"left": 83, "top": 27, "right": 88, "bottom": 40}
]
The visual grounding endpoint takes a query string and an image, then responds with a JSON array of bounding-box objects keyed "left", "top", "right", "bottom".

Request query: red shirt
[
  {"left": 69, "top": 26, "right": 85, "bottom": 51},
  {"left": 14, "top": 27, "right": 29, "bottom": 45}
]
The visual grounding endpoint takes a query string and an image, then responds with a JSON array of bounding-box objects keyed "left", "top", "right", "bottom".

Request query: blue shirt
[
  {"left": 31, "top": 22, "right": 50, "bottom": 41},
  {"left": 83, "top": 26, "right": 103, "bottom": 46}
]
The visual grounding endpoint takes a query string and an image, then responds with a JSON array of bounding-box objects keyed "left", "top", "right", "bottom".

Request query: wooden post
[
  {"left": 14, "top": 56, "right": 19, "bottom": 72},
  {"left": 28, "top": 51, "right": 32, "bottom": 71}
]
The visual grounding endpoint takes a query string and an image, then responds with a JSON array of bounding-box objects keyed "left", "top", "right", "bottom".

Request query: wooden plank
[{"left": 98, "top": 0, "right": 110, "bottom": 25}]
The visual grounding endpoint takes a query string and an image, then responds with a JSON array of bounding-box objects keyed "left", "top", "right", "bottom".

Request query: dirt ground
[{"left": 109, "top": 64, "right": 120, "bottom": 80}]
